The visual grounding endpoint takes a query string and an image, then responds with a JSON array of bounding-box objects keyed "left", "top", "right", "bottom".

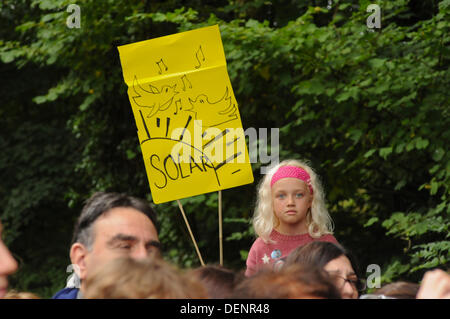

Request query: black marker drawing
[
  {"left": 170, "top": 74, "right": 192, "bottom": 116},
  {"left": 180, "top": 74, "right": 193, "bottom": 91},
  {"left": 186, "top": 87, "right": 238, "bottom": 127},
  {"left": 155, "top": 117, "right": 170, "bottom": 137},
  {"left": 141, "top": 137, "right": 221, "bottom": 187},
  {"left": 139, "top": 110, "right": 151, "bottom": 139},
  {"left": 173, "top": 98, "right": 182, "bottom": 115},
  {"left": 227, "top": 137, "right": 240, "bottom": 146},
  {"left": 133, "top": 56, "right": 244, "bottom": 190},
  {"left": 121, "top": 28, "right": 255, "bottom": 200},
  {"left": 203, "top": 129, "right": 229, "bottom": 149},
  {"left": 132, "top": 75, "right": 178, "bottom": 118},
  {"left": 194, "top": 45, "right": 205, "bottom": 69},
  {"left": 179, "top": 115, "right": 193, "bottom": 141},
  {"left": 156, "top": 58, "right": 168, "bottom": 74},
  {"left": 216, "top": 152, "right": 242, "bottom": 171},
  {"left": 165, "top": 117, "right": 170, "bottom": 137}
]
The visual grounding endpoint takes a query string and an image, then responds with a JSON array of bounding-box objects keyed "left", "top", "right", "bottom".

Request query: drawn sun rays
[
  {"left": 141, "top": 113, "right": 244, "bottom": 179},
  {"left": 132, "top": 45, "right": 246, "bottom": 186}
]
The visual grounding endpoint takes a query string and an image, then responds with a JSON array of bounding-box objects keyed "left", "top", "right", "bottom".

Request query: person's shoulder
[
  {"left": 248, "top": 237, "right": 272, "bottom": 256},
  {"left": 249, "top": 237, "right": 266, "bottom": 249},
  {"left": 317, "top": 233, "right": 338, "bottom": 243},
  {"left": 52, "top": 287, "right": 79, "bottom": 299}
]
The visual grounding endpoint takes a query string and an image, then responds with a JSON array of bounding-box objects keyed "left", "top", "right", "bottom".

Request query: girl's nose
[{"left": 287, "top": 195, "right": 295, "bottom": 205}]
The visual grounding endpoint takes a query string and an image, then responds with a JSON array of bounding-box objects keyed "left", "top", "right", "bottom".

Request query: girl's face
[
  {"left": 271, "top": 177, "right": 312, "bottom": 235},
  {"left": 324, "top": 255, "right": 359, "bottom": 299}
]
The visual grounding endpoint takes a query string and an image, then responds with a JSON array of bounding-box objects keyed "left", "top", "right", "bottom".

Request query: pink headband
[{"left": 270, "top": 166, "right": 313, "bottom": 194}]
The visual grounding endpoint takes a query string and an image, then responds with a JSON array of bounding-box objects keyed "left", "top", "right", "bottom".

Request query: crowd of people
[{"left": 1, "top": 159, "right": 449, "bottom": 299}]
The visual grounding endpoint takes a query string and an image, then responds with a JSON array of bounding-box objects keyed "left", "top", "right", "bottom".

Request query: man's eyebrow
[
  {"left": 107, "top": 235, "right": 161, "bottom": 248},
  {"left": 107, "top": 234, "right": 138, "bottom": 245}
]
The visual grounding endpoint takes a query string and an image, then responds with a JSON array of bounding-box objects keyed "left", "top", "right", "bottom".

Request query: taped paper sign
[{"left": 118, "top": 25, "right": 254, "bottom": 204}]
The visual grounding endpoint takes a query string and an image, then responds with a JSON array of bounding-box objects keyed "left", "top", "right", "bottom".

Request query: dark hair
[
  {"left": 285, "top": 242, "right": 364, "bottom": 292},
  {"left": 231, "top": 264, "right": 341, "bottom": 299},
  {"left": 71, "top": 192, "right": 159, "bottom": 248},
  {"left": 189, "top": 265, "right": 242, "bottom": 299}
]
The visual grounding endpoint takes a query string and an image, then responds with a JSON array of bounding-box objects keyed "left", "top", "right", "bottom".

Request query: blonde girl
[{"left": 245, "top": 159, "right": 338, "bottom": 276}]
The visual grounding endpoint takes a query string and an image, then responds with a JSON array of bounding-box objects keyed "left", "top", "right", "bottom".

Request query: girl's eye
[
  {"left": 277, "top": 194, "right": 286, "bottom": 199},
  {"left": 296, "top": 193, "right": 304, "bottom": 198}
]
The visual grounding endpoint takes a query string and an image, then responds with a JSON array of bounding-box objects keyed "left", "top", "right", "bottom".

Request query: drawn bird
[
  {"left": 186, "top": 87, "right": 238, "bottom": 127},
  {"left": 132, "top": 75, "right": 178, "bottom": 118}
]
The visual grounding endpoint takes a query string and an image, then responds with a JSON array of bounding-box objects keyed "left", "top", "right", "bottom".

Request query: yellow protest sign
[{"left": 118, "top": 25, "right": 253, "bottom": 204}]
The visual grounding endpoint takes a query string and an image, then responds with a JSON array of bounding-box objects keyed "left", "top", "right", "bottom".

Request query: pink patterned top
[{"left": 245, "top": 230, "right": 338, "bottom": 277}]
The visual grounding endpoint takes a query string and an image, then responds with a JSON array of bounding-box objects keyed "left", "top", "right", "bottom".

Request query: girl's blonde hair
[{"left": 252, "top": 159, "right": 334, "bottom": 243}]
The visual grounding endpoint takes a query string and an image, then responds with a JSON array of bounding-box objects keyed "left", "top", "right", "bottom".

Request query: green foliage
[{"left": 1, "top": 0, "right": 448, "bottom": 298}]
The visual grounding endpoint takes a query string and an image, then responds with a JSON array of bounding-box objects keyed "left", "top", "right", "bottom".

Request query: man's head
[
  {"left": 231, "top": 264, "right": 341, "bottom": 299},
  {"left": 69, "top": 192, "right": 160, "bottom": 293}
]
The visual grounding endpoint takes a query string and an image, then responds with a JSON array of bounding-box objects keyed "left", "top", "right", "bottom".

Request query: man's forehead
[
  {"left": 96, "top": 207, "right": 153, "bottom": 225},
  {"left": 93, "top": 208, "right": 157, "bottom": 239},
  {"left": 106, "top": 232, "right": 159, "bottom": 244}
]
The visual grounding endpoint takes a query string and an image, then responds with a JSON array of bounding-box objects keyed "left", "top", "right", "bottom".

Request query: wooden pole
[
  {"left": 218, "top": 190, "right": 223, "bottom": 266},
  {"left": 177, "top": 200, "right": 205, "bottom": 266}
]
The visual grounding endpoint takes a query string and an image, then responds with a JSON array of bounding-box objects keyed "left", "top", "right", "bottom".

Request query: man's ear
[{"left": 70, "top": 243, "right": 89, "bottom": 281}]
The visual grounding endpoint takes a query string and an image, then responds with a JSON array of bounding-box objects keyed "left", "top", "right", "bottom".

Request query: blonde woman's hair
[{"left": 252, "top": 159, "right": 334, "bottom": 243}]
